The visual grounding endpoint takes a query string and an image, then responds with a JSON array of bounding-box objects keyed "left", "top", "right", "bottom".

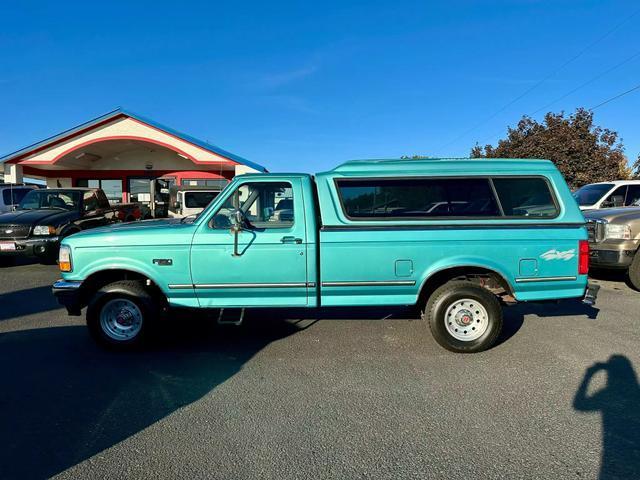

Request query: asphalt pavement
[{"left": 0, "top": 259, "right": 638, "bottom": 480}]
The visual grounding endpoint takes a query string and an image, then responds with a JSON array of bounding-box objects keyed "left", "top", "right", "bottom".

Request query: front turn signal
[{"left": 59, "top": 245, "right": 72, "bottom": 272}]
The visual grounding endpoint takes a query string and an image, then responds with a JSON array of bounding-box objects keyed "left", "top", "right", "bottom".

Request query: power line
[
  {"left": 436, "top": 7, "right": 640, "bottom": 153},
  {"left": 530, "top": 50, "right": 640, "bottom": 115},
  {"left": 589, "top": 82, "right": 640, "bottom": 110},
  {"left": 472, "top": 81, "right": 640, "bottom": 149},
  {"left": 473, "top": 52, "right": 640, "bottom": 146}
]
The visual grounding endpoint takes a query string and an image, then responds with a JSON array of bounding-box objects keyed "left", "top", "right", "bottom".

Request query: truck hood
[
  {"left": 583, "top": 207, "right": 640, "bottom": 223},
  {"left": 0, "top": 208, "right": 78, "bottom": 226},
  {"left": 65, "top": 217, "right": 198, "bottom": 247},
  {"left": 90, "top": 218, "right": 184, "bottom": 233}
]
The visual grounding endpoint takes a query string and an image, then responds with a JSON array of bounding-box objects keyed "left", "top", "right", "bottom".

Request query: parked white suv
[
  {"left": 0, "top": 184, "right": 37, "bottom": 213},
  {"left": 572, "top": 180, "right": 640, "bottom": 210}
]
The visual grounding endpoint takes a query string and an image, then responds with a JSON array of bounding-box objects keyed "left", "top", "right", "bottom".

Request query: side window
[
  {"left": 14, "top": 188, "right": 32, "bottom": 205},
  {"left": 2, "top": 188, "right": 31, "bottom": 205},
  {"left": 625, "top": 185, "right": 640, "bottom": 206},
  {"left": 601, "top": 186, "right": 627, "bottom": 208},
  {"left": 83, "top": 192, "right": 98, "bottom": 212},
  {"left": 211, "top": 182, "right": 294, "bottom": 229},
  {"left": 336, "top": 178, "right": 500, "bottom": 219},
  {"left": 492, "top": 178, "right": 559, "bottom": 217}
]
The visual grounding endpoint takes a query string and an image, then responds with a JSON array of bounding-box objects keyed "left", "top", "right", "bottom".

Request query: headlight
[
  {"left": 58, "top": 245, "right": 72, "bottom": 272},
  {"left": 604, "top": 224, "right": 631, "bottom": 240},
  {"left": 33, "top": 225, "right": 56, "bottom": 235}
]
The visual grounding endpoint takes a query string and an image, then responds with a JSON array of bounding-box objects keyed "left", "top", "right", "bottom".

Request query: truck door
[{"left": 190, "top": 178, "right": 309, "bottom": 307}]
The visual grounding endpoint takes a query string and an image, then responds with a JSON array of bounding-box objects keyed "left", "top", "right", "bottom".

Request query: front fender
[{"left": 66, "top": 256, "right": 165, "bottom": 291}]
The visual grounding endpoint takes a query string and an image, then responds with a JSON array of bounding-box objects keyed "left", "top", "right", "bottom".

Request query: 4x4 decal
[{"left": 540, "top": 249, "right": 576, "bottom": 261}]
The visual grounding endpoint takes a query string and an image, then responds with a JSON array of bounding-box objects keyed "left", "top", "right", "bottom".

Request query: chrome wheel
[
  {"left": 99, "top": 298, "right": 143, "bottom": 341},
  {"left": 444, "top": 298, "right": 489, "bottom": 342}
]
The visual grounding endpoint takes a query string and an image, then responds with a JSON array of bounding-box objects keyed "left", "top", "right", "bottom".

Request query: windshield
[
  {"left": 19, "top": 190, "right": 81, "bottom": 211},
  {"left": 572, "top": 183, "right": 614, "bottom": 206}
]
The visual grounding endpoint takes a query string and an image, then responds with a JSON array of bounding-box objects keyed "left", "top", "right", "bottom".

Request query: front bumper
[
  {"left": 52, "top": 279, "right": 83, "bottom": 316},
  {"left": 589, "top": 248, "right": 635, "bottom": 269},
  {"left": 0, "top": 236, "right": 60, "bottom": 257}
]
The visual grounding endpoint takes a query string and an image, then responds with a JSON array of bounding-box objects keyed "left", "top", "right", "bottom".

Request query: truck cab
[{"left": 53, "top": 158, "right": 595, "bottom": 353}]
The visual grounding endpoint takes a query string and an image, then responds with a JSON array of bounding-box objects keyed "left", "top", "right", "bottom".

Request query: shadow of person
[
  {"left": 0, "top": 318, "right": 301, "bottom": 480},
  {"left": 573, "top": 355, "right": 640, "bottom": 480}
]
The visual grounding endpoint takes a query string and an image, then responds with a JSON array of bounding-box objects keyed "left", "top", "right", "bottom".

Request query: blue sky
[{"left": 1, "top": 0, "right": 638, "bottom": 173}]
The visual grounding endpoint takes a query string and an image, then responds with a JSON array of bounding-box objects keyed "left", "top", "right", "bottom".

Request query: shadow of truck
[{"left": 0, "top": 319, "right": 301, "bottom": 479}]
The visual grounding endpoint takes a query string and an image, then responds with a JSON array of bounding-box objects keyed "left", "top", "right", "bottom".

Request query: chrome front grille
[
  {"left": 0, "top": 224, "right": 31, "bottom": 240},
  {"left": 586, "top": 219, "right": 605, "bottom": 243}
]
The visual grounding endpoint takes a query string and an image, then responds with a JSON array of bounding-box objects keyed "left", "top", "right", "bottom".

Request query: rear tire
[
  {"left": 86, "top": 280, "right": 158, "bottom": 349},
  {"left": 424, "top": 280, "right": 503, "bottom": 353},
  {"left": 628, "top": 252, "right": 640, "bottom": 291}
]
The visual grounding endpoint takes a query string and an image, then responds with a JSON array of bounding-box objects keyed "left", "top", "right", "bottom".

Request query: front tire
[
  {"left": 424, "top": 280, "right": 503, "bottom": 353},
  {"left": 628, "top": 252, "right": 640, "bottom": 291},
  {"left": 86, "top": 281, "right": 157, "bottom": 349}
]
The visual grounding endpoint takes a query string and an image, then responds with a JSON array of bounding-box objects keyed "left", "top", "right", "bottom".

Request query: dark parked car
[{"left": 0, "top": 187, "right": 136, "bottom": 264}]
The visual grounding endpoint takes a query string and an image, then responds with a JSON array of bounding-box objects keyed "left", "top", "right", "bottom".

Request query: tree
[
  {"left": 470, "top": 108, "right": 630, "bottom": 188},
  {"left": 633, "top": 154, "right": 640, "bottom": 178}
]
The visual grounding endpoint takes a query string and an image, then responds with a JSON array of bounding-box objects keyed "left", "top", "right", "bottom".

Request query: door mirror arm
[{"left": 231, "top": 209, "right": 247, "bottom": 256}]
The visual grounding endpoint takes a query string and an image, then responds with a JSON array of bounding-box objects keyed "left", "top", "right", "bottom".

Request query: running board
[{"left": 217, "top": 308, "right": 245, "bottom": 326}]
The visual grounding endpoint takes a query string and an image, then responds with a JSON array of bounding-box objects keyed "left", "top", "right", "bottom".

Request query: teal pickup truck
[{"left": 53, "top": 158, "right": 597, "bottom": 353}]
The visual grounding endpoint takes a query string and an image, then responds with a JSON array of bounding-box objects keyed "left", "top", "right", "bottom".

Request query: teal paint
[
  {"left": 61, "top": 158, "right": 587, "bottom": 309},
  {"left": 395, "top": 260, "right": 413, "bottom": 277},
  {"left": 519, "top": 259, "right": 538, "bottom": 277}
]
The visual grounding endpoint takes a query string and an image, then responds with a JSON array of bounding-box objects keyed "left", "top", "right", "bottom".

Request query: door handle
[{"left": 281, "top": 236, "right": 303, "bottom": 244}]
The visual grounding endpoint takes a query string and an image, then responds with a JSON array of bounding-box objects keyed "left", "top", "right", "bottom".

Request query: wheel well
[
  {"left": 79, "top": 269, "right": 166, "bottom": 306},
  {"left": 418, "top": 266, "right": 514, "bottom": 306}
]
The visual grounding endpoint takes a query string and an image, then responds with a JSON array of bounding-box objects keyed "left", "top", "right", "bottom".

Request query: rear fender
[{"left": 418, "top": 256, "right": 515, "bottom": 296}]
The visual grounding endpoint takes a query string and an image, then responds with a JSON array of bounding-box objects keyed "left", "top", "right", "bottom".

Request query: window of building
[
  {"left": 492, "top": 177, "right": 559, "bottom": 217},
  {"left": 181, "top": 178, "right": 228, "bottom": 189},
  {"left": 76, "top": 179, "right": 123, "bottom": 204},
  {"left": 336, "top": 178, "right": 500, "bottom": 219},
  {"left": 128, "top": 179, "right": 151, "bottom": 204}
]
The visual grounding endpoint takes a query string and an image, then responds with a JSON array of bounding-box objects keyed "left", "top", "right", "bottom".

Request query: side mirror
[
  {"left": 232, "top": 209, "right": 246, "bottom": 228},
  {"left": 173, "top": 201, "right": 181, "bottom": 210}
]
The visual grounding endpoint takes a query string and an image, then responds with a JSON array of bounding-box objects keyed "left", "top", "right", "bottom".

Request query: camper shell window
[{"left": 335, "top": 176, "right": 559, "bottom": 220}]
